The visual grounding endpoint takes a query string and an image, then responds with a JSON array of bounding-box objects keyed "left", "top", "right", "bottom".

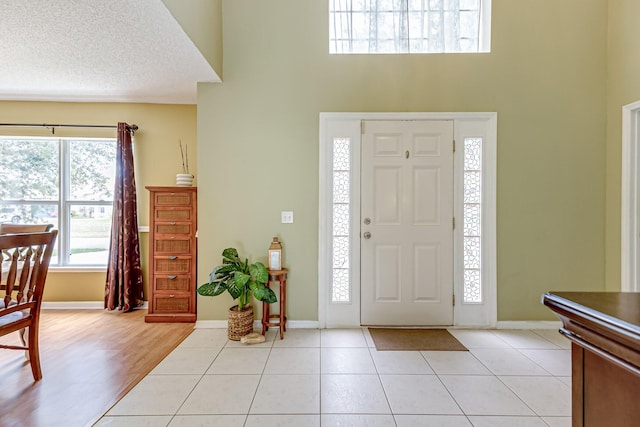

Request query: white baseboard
[
  {"left": 195, "top": 320, "right": 557, "bottom": 330},
  {"left": 496, "top": 320, "right": 561, "bottom": 330},
  {"left": 196, "top": 320, "right": 320, "bottom": 329},
  {"left": 286, "top": 320, "right": 320, "bottom": 329},
  {"left": 42, "top": 301, "right": 149, "bottom": 310}
]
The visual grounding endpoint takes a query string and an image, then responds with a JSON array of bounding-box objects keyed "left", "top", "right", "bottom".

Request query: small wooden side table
[{"left": 262, "top": 268, "right": 288, "bottom": 339}]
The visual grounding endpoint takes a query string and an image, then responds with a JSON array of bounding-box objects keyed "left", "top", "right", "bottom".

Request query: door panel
[
  {"left": 413, "top": 167, "right": 440, "bottom": 225},
  {"left": 361, "top": 120, "right": 454, "bottom": 326},
  {"left": 374, "top": 245, "right": 401, "bottom": 301},
  {"left": 413, "top": 244, "right": 440, "bottom": 301},
  {"left": 374, "top": 167, "right": 401, "bottom": 224}
]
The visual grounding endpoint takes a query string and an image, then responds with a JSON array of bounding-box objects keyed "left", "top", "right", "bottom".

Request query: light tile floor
[{"left": 95, "top": 328, "right": 572, "bottom": 427}]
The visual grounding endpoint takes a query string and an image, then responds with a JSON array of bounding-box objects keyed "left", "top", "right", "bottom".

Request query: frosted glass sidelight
[
  {"left": 464, "top": 237, "right": 481, "bottom": 270},
  {"left": 332, "top": 137, "right": 351, "bottom": 303},
  {"left": 333, "top": 172, "right": 350, "bottom": 203},
  {"left": 333, "top": 138, "right": 351, "bottom": 170},
  {"left": 464, "top": 171, "right": 481, "bottom": 203},
  {"left": 464, "top": 137, "right": 482, "bottom": 170},
  {"left": 332, "top": 268, "right": 350, "bottom": 302},
  {"left": 333, "top": 236, "right": 350, "bottom": 269},
  {"left": 333, "top": 203, "right": 350, "bottom": 236},
  {"left": 463, "top": 137, "right": 483, "bottom": 303},
  {"left": 464, "top": 203, "right": 481, "bottom": 236},
  {"left": 464, "top": 269, "right": 481, "bottom": 302}
]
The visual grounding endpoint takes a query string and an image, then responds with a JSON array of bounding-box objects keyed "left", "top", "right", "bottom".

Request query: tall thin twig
[
  {"left": 185, "top": 144, "right": 189, "bottom": 175},
  {"left": 179, "top": 139, "right": 188, "bottom": 174}
]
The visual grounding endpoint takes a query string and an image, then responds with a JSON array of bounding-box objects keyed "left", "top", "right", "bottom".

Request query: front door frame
[{"left": 319, "top": 112, "right": 497, "bottom": 328}]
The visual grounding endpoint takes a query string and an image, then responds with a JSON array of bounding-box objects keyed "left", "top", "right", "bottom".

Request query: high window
[
  {"left": 0, "top": 136, "right": 116, "bottom": 267},
  {"left": 329, "top": 0, "right": 492, "bottom": 54}
]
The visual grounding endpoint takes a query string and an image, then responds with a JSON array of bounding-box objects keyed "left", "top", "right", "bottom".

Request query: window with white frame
[
  {"left": 329, "top": 0, "right": 492, "bottom": 54},
  {"left": 0, "top": 136, "right": 116, "bottom": 267}
]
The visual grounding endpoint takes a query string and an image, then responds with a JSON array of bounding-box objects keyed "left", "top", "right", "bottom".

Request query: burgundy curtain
[{"left": 105, "top": 122, "right": 143, "bottom": 311}]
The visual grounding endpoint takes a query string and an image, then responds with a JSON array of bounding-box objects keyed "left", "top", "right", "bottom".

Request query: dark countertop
[{"left": 542, "top": 291, "right": 640, "bottom": 353}]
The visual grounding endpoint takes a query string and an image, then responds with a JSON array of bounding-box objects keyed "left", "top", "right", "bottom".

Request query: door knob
[
  {"left": 363, "top": 218, "right": 371, "bottom": 225},
  {"left": 363, "top": 231, "right": 371, "bottom": 239}
]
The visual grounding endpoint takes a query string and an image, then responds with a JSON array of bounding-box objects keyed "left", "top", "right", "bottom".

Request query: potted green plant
[{"left": 197, "top": 247, "right": 277, "bottom": 340}]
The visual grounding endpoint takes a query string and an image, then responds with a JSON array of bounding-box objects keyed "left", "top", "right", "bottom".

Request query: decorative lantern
[{"left": 268, "top": 237, "right": 282, "bottom": 270}]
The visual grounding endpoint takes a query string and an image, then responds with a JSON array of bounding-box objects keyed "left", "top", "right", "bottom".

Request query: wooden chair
[
  {"left": 0, "top": 224, "right": 54, "bottom": 261},
  {"left": 0, "top": 231, "right": 57, "bottom": 381},
  {"left": 0, "top": 223, "right": 54, "bottom": 234}
]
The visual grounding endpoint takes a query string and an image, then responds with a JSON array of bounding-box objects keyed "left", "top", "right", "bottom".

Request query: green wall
[
  {"left": 162, "top": 0, "right": 223, "bottom": 79},
  {"left": 197, "top": 0, "right": 609, "bottom": 321},
  {"left": 605, "top": 0, "right": 640, "bottom": 290}
]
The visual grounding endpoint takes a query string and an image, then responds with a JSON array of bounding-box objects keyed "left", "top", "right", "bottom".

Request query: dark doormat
[{"left": 368, "top": 328, "right": 468, "bottom": 351}]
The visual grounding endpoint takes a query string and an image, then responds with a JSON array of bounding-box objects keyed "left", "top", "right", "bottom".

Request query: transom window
[
  {"left": 0, "top": 136, "right": 116, "bottom": 267},
  {"left": 329, "top": 0, "right": 492, "bottom": 54}
]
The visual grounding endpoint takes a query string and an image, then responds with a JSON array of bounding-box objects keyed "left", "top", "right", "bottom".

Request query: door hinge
[
  {"left": 452, "top": 217, "right": 456, "bottom": 229},
  {"left": 453, "top": 139, "right": 456, "bottom": 153},
  {"left": 452, "top": 293, "right": 456, "bottom": 306},
  {"left": 361, "top": 121, "right": 365, "bottom": 134}
]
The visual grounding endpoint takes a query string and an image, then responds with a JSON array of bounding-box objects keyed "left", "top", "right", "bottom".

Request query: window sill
[{"left": 49, "top": 267, "right": 107, "bottom": 273}]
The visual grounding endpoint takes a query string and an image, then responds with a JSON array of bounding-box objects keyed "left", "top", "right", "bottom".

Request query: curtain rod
[{"left": 0, "top": 123, "right": 138, "bottom": 135}]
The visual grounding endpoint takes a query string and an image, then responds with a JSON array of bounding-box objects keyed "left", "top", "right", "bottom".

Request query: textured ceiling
[{"left": 0, "top": 0, "right": 220, "bottom": 104}]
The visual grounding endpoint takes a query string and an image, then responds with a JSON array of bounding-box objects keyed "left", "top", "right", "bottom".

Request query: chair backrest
[
  {"left": 0, "top": 231, "right": 57, "bottom": 310},
  {"left": 0, "top": 223, "right": 54, "bottom": 235},
  {"left": 0, "top": 231, "right": 57, "bottom": 381}
]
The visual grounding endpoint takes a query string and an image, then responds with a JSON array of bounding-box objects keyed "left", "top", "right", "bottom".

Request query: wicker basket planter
[{"left": 228, "top": 305, "right": 254, "bottom": 340}]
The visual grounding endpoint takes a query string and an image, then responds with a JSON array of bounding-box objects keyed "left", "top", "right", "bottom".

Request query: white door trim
[
  {"left": 319, "top": 112, "right": 497, "bottom": 328},
  {"left": 621, "top": 100, "right": 640, "bottom": 292}
]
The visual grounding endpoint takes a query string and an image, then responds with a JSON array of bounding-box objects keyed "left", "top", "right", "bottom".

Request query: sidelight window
[
  {"left": 332, "top": 138, "right": 351, "bottom": 302},
  {"left": 463, "top": 137, "right": 482, "bottom": 303}
]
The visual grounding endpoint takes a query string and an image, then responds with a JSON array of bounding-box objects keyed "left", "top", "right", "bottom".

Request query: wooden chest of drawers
[{"left": 145, "top": 186, "right": 197, "bottom": 323}]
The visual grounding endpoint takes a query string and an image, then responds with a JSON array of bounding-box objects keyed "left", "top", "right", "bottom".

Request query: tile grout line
[
  {"left": 244, "top": 329, "right": 277, "bottom": 425},
  {"left": 367, "top": 344, "right": 398, "bottom": 426},
  {"left": 169, "top": 338, "right": 227, "bottom": 422},
  {"left": 417, "top": 348, "right": 475, "bottom": 424}
]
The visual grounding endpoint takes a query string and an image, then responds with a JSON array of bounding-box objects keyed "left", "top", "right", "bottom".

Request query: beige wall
[
  {"left": 0, "top": 101, "right": 197, "bottom": 301},
  {"left": 605, "top": 0, "right": 640, "bottom": 290},
  {"left": 197, "top": 0, "right": 609, "bottom": 321}
]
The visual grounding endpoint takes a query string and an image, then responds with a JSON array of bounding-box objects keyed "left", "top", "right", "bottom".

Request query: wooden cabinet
[
  {"left": 543, "top": 292, "right": 640, "bottom": 427},
  {"left": 145, "top": 186, "right": 197, "bottom": 323}
]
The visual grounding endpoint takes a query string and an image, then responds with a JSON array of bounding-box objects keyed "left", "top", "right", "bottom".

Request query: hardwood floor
[{"left": 0, "top": 309, "right": 194, "bottom": 427}]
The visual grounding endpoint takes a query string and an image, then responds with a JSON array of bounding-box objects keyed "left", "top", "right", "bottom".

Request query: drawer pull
[
  {"left": 169, "top": 294, "right": 175, "bottom": 298},
  {"left": 168, "top": 255, "right": 178, "bottom": 260},
  {"left": 167, "top": 275, "right": 177, "bottom": 280},
  {"left": 171, "top": 221, "right": 176, "bottom": 225}
]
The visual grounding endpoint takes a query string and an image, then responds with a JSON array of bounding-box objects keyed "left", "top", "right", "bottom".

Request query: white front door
[{"left": 360, "top": 120, "right": 454, "bottom": 325}]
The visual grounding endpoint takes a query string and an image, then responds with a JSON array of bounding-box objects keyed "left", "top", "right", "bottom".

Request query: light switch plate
[{"left": 281, "top": 211, "right": 294, "bottom": 223}]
